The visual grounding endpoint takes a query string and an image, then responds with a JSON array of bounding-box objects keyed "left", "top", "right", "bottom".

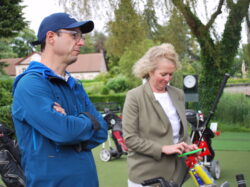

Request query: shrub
[
  {"left": 227, "top": 77, "right": 250, "bottom": 85},
  {"left": 82, "top": 81, "right": 105, "bottom": 95},
  {"left": 0, "top": 78, "right": 13, "bottom": 107},
  {"left": 214, "top": 93, "right": 250, "bottom": 128},
  {"left": 0, "top": 105, "right": 14, "bottom": 129},
  {"left": 105, "top": 75, "right": 132, "bottom": 93},
  {"left": 90, "top": 93, "right": 126, "bottom": 105},
  {"left": 101, "top": 86, "right": 110, "bottom": 95}
]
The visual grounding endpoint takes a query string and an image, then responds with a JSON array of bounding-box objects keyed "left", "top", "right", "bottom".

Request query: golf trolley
[
  {"left": 185, "top": 109, "right": 221, "bottom": 180},
  {"left": 185, "top": 73, "right": 230, "bottom": 180},
  {"left": 99, "top": 108, "right": 128, "bottom": 162}
]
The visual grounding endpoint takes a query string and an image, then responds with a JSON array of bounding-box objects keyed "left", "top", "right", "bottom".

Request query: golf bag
[
  {"left": 100, "top": 108, "right": 128, "bottom": 161},
  {"left": 0, "top": 123, "right": 25, "bottom": 187}
]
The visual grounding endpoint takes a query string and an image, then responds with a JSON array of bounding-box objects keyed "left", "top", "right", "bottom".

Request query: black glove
[{"left": 82, "top": 112, "right": 100, "bottom": 131}]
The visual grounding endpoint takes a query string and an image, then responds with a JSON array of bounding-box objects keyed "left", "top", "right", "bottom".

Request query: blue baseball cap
[{"left": 31, "top": 12, "right": 94, "bottom": 45}]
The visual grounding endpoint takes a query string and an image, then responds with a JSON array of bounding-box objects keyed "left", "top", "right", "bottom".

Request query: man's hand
[{"left": 53, "top": 102, "right": 66, "bottom": 115}]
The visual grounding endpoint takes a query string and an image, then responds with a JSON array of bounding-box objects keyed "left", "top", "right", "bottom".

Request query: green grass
[
  {"left": 212, "top": 132, "right": 250, "bottom": 151},
  {"left": 1, "top": 132, "right": 249, "bottom": 187},
  {"left": 227, "top": 77, "right": 250, "bottom": 84},
  {"left": 93, "top": 132, "right": 250, "bottom": 187}
]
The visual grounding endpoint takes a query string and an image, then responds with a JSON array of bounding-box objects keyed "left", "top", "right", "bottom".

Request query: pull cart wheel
[
  {"left": 210, "top": 160, "right": 221, "bottom": 179},
  {"left": 100, "top": 149, "right": 111, "bottom": 162}
]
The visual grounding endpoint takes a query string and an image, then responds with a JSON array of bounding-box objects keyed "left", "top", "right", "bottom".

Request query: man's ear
[{"left": 46, "top": 31, "right": 56, "bottom": 44}]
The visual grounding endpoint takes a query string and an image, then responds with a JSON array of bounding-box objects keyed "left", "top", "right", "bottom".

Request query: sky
[
  {"left": 21, "top": 0, "right": 247, "bottom": 44},
  {"left": 21, "top": 0, "right": 105, "bottom": 34},
  {"left": 21, "top": 0, "right": 64, "bottom": 34}
]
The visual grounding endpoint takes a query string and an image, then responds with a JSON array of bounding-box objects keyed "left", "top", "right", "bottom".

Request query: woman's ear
[{"left": 148, "top": 71, "right": 153, "bottom": 78}]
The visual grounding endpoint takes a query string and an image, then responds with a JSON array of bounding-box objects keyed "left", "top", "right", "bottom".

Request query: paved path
[{"left": 224, "top": 85, "right": 250, "bottom": 95}]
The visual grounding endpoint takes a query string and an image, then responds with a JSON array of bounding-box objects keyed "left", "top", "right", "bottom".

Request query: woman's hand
[
  {"left": 161, "top": 142, "right": 199, "bottom": 155},
  {"left": 184, "top": 143, "right": 199, "bottom": 153},
  {"left": 53, "top": 102, "right": 66, "bottom": 115}
]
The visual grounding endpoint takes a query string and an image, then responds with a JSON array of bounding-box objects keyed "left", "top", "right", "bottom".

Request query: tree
[
  {"left": 0, "top": 38, "right": 17, "bottom": 59},
  {"left": 172, "top": 0, "right": 250, "bottom": 113},
  {"left": 119, "top": 39, "right": 156, "bottom": 80},
  {"left": 156, "top": 8, "right": 200, "bottom": 60},
  {"left": 57, "top": 0, "right": 250, "bottom": 113},
  {"left": 0, "top": 0, "right": 27, "bottom": 38},
  {"left": 80, "top": 34, "right": 96, "bottom": 54},
  {"left": 242, "top": 44, "right": 250, "bottom": 73},
  {"left": 93, "top": 31, "right": 107, "bottom": 53},
  {"left": 246, "top": 7, "right": 250, "bottom": 43},
  {"left": 11, "top": 27, "right": 38, "bottom": 57},
  {"left": 142, "top": 0, "right": 161, "bottom": 40},
  {"left": 0, "top": 27, "right": 38, "bottom": 59},
  {"left": 105, "top": 0, "right": 146, "bottom": 57}
]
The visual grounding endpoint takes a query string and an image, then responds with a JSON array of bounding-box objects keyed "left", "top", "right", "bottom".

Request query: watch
[{"left": 184, "top": 75, "right": 196, "bottom": 88}]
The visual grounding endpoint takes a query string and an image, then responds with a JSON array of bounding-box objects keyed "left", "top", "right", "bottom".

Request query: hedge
[
  {"left": 0, "top": 78, "right": 13, "bottom": 107},
  {"left": 89, "top": 93, "right": 126, "bottom": 112},
  {"left": 0, "top": 105, "right": 13, "bottom": 130}
]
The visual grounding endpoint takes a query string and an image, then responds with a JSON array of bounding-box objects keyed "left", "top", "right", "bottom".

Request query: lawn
[
  {"left": 94, "top": 132, "right": 250, "bottom": 187},
  {"left": 1, "top": 132, "right": 249, "bottom": 187}
]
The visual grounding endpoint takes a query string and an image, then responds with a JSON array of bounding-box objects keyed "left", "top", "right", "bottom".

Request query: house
[
  {"left": 0, "top": 52, "right": 107, "bottom": 80},
  {"left": 0, "top": 58, "right": 22, "bottom": 78}
]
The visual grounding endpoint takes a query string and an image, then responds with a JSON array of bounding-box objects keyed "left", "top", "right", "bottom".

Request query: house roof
[
  {"left": 16, "top": 52, "right": 42, "bottom": 65},
  {"left": 67, "top": 53, "right": 107, "bottom": 73},
  {"left": 0, "top": 52, "right": 107, "bottom": 76},
  {"left": 0, "top": 58, "right": 22, "bottom": 76}
]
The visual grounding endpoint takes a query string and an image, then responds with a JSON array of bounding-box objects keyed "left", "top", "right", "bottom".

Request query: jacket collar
[
  {"left": 13, "top": 61, "right": 76, "bottom": 93},
  {"left": 142, "top": 81, "right": 185, "bottom": 135},
  {"left": 143, "top": 82, "right": 172, "bottom": 132}
]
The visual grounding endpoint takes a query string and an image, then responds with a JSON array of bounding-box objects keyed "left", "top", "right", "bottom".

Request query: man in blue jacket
[{"left": 12, "top": 12, "right": 108, "bottom": 187}]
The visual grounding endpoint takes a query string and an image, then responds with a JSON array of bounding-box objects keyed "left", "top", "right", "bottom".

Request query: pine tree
[
  {"left": 0, "top": 0, "right": 27, "bottom": 38},
  {"left": 105, "top": 0, "right": 146, "bottom": 57},
  {"left": 142, "top": 0, "right": 160, "bottom": 40}
]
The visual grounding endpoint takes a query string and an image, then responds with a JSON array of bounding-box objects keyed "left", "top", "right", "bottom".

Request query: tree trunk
[{"left": 172, "top": 0, "right": 250, "bottom": 114}]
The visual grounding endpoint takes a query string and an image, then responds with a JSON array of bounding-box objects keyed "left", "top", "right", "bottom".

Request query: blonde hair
[{"left": 133, "top": 43, "right": 180, "bottom": 79}]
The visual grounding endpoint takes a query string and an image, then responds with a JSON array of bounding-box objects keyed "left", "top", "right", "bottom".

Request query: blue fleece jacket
[{"left": 12, "top": 61, "right": 108, "bottom": 187}]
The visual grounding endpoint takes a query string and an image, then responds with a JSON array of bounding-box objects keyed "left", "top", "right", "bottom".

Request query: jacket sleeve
[
  {"left": 12, "top": 73, "right": 105, "bottom": 145},
  {"left": 122, "top": 90, "right": 163, "bottom": 161},
  {"left": 80, "top": 90, "right": 108, "bottom": 150}
]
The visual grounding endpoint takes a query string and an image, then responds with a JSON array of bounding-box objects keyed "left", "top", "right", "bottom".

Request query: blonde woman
[{"left": 123, "top": 43, "right": 198, "bottom": 187}]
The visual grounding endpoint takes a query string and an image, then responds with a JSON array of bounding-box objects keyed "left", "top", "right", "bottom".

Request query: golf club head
[{"left": 220, "top": 181, "right": 230, "bottom": 187}]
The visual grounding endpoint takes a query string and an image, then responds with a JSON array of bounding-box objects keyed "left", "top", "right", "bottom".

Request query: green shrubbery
[
  {"left": 0, "top": 78, "right": 13, "bottom": 106},
  {"left": 214, "top": 93, "right": 250, "bottom": 129},
  {"left": 1, "top": 76, "right": 250, "bottom": 131},
  {"left": 105, "top": 75, "right": 132, "bottom": 93},
  {"left": 0, "top": 78, "right": 14, "bottom": 129},
  {"left": 90, "top": 93, "right": 126, "bottom": 107},
  {"left": 227, "top": 77, "right": 250, "bottom": 85},
  {"left": 0, "top": 105, "right": 13, "bottom": 129}
]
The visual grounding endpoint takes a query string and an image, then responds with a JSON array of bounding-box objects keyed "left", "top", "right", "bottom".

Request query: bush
[
  {"left": 214, "top": 93, "right": 250, "bottom": 128},
  {"left": 93, "top": 72, "right": 111, "bottom": 82},
  {"left": 105, "top": 75, "right": 132, "bottom": 93},
  {"left": 89, "top": 93, "right": 126, "bottom": 112},
  {"left": 101, "top": 86, "right": 110, "bottom": 95},
  {"left": 0, "top": 105, "right": 14, "bottom": 130},
  {"left": 227, "top": 77, "right": 250, "bottom": 85},
  {"left": 0, "top": 78, "right": 13, "bottom": 107},
  {"left": 82, "top": 81, "right": 105, "bottom": 95}
]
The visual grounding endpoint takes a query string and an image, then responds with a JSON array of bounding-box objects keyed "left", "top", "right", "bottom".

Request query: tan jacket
[{"left": 122, "top": 82, "right": 191, "bottom": 186}]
